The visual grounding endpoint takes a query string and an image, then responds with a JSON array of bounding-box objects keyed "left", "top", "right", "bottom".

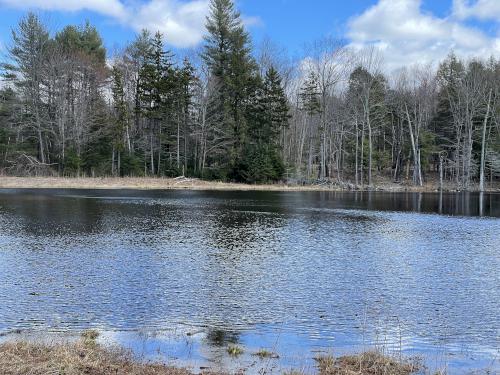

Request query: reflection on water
[{"left": 0, "top": 189, "right": 499, "bottom": 373}]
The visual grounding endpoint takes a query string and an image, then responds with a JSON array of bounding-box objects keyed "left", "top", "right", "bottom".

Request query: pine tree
[
  {"left": 111, "top": 65, "right": 128, "bottom": 176},
  {"left": 203, "top": 0, "right": 257, "bottom": 180},
  {"left": 244, "top": 67, "right": 289, "bottom": 182},
  {"left": 55, "top": 22, "right": 106, "bottom": 64},
  {"left": 126, "top": 30, "right": 153, "bottom": 143},
  {"left": 138, "top": 32, "right": 172, "bottom": 122},
  {"left": 0, "top": 88, "right": 20, "bottom": 171},
  {"left": 53, "top": 22, "right": 108, "bottom": 174},
  {"left": 300, "top": 72, "right": 321, "bottom": 116},
  {"left": 4, "top": 13, "right": 50, "bottom": 164},
  {"left": 263, "top": 66, "right": 290, "bottom": 141},
  {"left": 137, "top": 31, "right": 174, "bottom": 175},
  {"left": 176, "top": 58, "right": 196, "bottom": 173}
]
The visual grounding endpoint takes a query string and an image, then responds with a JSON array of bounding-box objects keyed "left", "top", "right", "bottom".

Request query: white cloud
[
  {"left": 242, "top": 15, "right": 263, "bottom": 28},
  {"left": 347, "top": 0, "right": 500, "bottom": 73},
  {"left": 453, "top": 0, "right": 500, "bottom": 21},
  {"left": 129, "top": 0, "right": 209, "bottom": 48},
  {"left": 0, "top": 0, "right": 127, "bottom": 19},
  {"left": 0, "top": 0, "right": 211, "bottom": 48}
]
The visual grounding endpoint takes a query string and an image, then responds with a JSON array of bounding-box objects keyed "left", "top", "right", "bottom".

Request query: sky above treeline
[{"left": 0, "top": 0, "right": 499, "bottom": 72}]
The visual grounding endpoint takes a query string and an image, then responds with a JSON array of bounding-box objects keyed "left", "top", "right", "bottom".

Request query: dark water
[{"left": 0, "top": 189, "right": 499, "bottom": 373}]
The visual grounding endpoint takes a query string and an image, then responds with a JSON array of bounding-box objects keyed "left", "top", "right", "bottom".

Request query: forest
[{"left": 0, "top": 0, "right": 499, "bottom": 190}]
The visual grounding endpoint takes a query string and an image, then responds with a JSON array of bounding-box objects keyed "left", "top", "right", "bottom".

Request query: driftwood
[
  {"left": 173, "top": 176, "right": 199, "bottom": 185},
  {"left": 5, "top": 153, "right": 58, "bottom": 176}
]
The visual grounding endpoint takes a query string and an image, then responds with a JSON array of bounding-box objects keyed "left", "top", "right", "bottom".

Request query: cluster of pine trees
[{"left": 1, "top": 0, "right": 499, "bottom": 189}]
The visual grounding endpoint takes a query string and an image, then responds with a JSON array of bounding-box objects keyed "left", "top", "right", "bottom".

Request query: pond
[{"left": 0, "top": 189, "right": 499, "bottom": 373}]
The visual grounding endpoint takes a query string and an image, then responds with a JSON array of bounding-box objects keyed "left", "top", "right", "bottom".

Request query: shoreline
[
  {"left": 0, "top": 176, "right": 498, "bottom": 193},
  {"left": 0, "top": 332, "right": 423, "bottom": 375},
  {"left": 1, "top": 330, "right": 496, "bottom": 375},
  {"left": 0, "top": 327, "right": 496, "bottom": 375}
]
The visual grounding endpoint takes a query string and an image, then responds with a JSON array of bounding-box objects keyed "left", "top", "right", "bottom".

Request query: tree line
[{"left": 1, "top": 0, "right": 499, "bottom": 190}]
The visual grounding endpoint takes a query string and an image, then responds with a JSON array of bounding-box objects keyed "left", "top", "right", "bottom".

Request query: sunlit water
[{"left": 0, "top": 189, "right": 499, "bottom": 373}]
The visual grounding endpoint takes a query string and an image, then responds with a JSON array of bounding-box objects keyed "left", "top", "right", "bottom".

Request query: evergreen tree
[
  {"left": 175, "top": 58, "right": 197, "bottom": 173},
  {"left": 137, "top": 31, "right": 174, "bottom": 175},
  {"left": 111, "top": 65, "right": 128, "bottom": 176},
  {"left": 82, "top": 96, "right": 112, "bottom": 176},
  {"left": 300, "top": 72, "right": 321, "bottom": 116},
  {"left": 0, "top": 88, "right": 20, "bottom": 171},
  {"left": 53, "top": 22, "right": 108, "bottom": 174},
  {"left": 127, "top": 30, "right": 153, "bottom": 141},
  {"left": 203, "top": 0, "right": 257, "bottom": 180},
  {"left": 244, "top": 67, "right": 289, "bottom": 182},
  {"left": 263, "top": 67, "right": 290, "bottom": 141},
  {"left": 55, "top": 22, "right": 106, "bottom": 64},
  {"left": 3, "top": 13, "right": 50, "bottom": 164}
]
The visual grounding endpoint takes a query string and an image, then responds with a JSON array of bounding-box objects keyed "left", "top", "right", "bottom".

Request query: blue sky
[{"left": 0, "top": 0, "right": 499, "bottom": 71}]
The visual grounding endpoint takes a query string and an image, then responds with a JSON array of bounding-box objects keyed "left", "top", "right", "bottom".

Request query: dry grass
[
  {"left": 315, "top": 351, "right": 421, "bottom": 375},
  {"left": 0, "top": 340, "right": 191, "bottom": 375},
  {"left": 0, "top": 176, "right": 336, "bottom": 192},
  {"left": 1, "top": 175, "right": 490, "bottom": 192},
  {"left": 253, "top": 348, "right": 280, "bottom": 359},
  {"left": 80, "top": 329, "right": 99, "bottom": 341},
  {"left": 0, "top": 342, "right": 425, "bottom": 375}
]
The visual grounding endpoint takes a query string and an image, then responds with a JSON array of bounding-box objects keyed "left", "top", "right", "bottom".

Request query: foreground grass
[
  {"left": 0, "top": 340, "right": 190, "bottom": 375},
  {"left": 0, "top": 336, "right": 424, "bottom": 375}
]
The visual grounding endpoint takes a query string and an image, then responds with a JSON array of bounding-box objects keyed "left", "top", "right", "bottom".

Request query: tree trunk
[
  {"left": 479, "top": 89, "right": 492, "bottom": 192},
  {"left": 177, "top": 114, "right": 181, "bottom": 170},
  {"left": 360, "top": 122, "right": 365, "bottom": 186},
  {"left": 355, "top": 118, "right": 359, "bottom": 186},
  {"left": 118, "top": 151, "right": 121, "bottom": 177},
  {"left": 439, "top": 154, "right": 444, "bottom": 191},
  {"left": 111, "top": 146, "right": 115, "bottom": 176},
  {"left": 405, "top": 104, "right": 422, "bottom": 186},
  {"left": 125, "top": 122, "right": 131, "bottom": 155},
  {"left": 367, "top": 114, "right": 373, "bottom": 186},
  {"left": 150, "top": 131, "right": 155, "bottom": 175}
]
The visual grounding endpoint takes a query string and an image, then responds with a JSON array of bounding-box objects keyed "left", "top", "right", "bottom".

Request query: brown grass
[
  {"left": 0, "top": 176, "right": 336, "bottom": 192},
  {"left": 0, "top": 337, "right": 427, "bottom": 375},
  {"left": 253, "top": 348, "right": 280, "bottom": 359},
  {"left": 0, "top": 340, "right": 192, "bottom": 375},
  {"left": 1, "top": 175, "right": 491, "bottom": 192},
  {"left": 315, "top": 351, "right": 421, "bottom": 375}
]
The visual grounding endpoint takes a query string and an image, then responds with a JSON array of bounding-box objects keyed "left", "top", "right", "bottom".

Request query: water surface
[{"left": 0, "top": 189, "right": 499, "bottom": 373}]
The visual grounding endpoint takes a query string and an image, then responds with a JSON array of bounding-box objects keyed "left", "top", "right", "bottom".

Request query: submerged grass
[
  {"left": 226, "top": 344, "right": 244, "bottom": 356},
  {"left": 253, "top": 348, "right": 280, "bottom": 359},
  {"left": 315, "top": 350, "right": 421, "bottom": 375}
]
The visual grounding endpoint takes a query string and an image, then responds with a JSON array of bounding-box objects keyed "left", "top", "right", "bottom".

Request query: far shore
[{"left": 0, "top": 176, "right": 498, "bottom": 193}]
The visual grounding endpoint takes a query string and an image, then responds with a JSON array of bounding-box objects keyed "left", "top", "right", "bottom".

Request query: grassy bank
[
  {"left": 0, "top": 176, "right": 328, "bottom": 192},
  {"left": 0, "top": 176, "right": 495, "bottom": 192},
  {"left": 0, "top": 331, "right": 423, "bottom": 375},
  {"left": 0, "top": 340, "right": 189, "bottom": 375}
]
